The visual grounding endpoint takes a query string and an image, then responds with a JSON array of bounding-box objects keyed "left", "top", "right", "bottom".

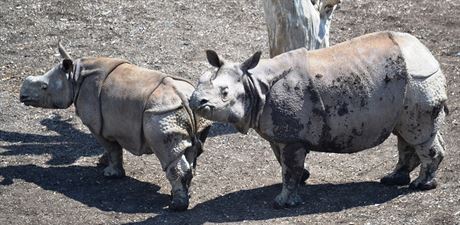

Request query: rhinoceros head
[
  {"left": 20, "top": 43, "right": 75, "bottom": 109},
  {"left": 191, "top": 50, "right": 261, "bottom": 132}
]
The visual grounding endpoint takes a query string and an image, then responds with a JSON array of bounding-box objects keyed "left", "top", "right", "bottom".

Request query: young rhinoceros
[
  {"left": 190, "top": 31, "right": 447, "bottom": 208},
  {"left": 20, "top": 43, "right": 211, "bottom": 211}
]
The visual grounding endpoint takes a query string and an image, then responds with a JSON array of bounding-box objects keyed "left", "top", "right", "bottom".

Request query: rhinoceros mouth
[
  {"left": 20, "top": 96, "right": 39, "bottom": 106},
  {"left": 198, "top": 104, "right": 213, "bottom": 111},
  {"left": 195, "top": 105, "right": 215, "bottom": 118},
  {"left": 22, "top": 100, "right": 38, "bottom": 106}
]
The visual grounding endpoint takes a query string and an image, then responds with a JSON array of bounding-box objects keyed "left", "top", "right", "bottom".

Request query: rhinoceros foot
[
  {"left": 380, "top": 172, "right": 410, "bottom": 186},
  {"left": 169, "top": 195, "right": 189, "bottom": 211},
  {"left": 273, "top": 192, "right": 303, "bottom": 209},
  {"left": 409, "top": 178, "right": 437, "bottom": 190},
  {"left": 103, "top": 166, "right": 126, "bottom": 178}
]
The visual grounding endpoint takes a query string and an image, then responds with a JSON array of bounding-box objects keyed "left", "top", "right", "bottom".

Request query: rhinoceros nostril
[
  {"left": 20, "top": 94, "right": 29, "bottom": 102},
  {"left": 199, "top": 99, "right": 209, "bottom": 106}
]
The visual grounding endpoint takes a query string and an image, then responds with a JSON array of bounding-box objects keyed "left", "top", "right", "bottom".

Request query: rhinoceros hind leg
[
  {"left": 144, "top": 111, "right": 196, "bottom": 211},
  {"left": 301, "top": 169, "right": 310, "bottom": 184},
  {"left": 409, "top": 132, "right": 445, "bottom": 190},
  {"left": 381, "top": 136, "right": 420, "bottom": 186},
  {"left": 166, "top": 155, "right": 192, "bottom": 211},
  {"left": 273, "top": 143, "right": 307, "bottom": 209},
  {"left": 169, "top": 194, "right": 189, "bottom": 211},
  {"left": 93, "top": 134, "right": 125, "bottom": 178}
]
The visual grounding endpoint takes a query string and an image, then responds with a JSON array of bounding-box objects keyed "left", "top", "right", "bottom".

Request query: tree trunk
[{"left": 263, "top": 0, "right": 340, "bottom": 58}]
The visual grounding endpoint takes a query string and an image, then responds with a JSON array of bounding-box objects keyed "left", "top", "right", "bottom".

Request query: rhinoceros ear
[
  {"left": 206, "top": 50, "right": 223, "bottom": 68},
  {"left": 62, "top": 59, "right": 73, "bottom": 73},
  {"left": 241, "top": 51, "right": 261, "bottom": 74}
]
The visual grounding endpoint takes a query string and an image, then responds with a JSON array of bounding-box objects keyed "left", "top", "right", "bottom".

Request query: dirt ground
[{"left": 1, "top": 0, "right": 459, "bottom": 224}]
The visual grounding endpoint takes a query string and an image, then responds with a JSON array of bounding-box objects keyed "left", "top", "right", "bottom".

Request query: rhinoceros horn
[{"left": 58, "top": 41, "right": 72, "bottom": 60}]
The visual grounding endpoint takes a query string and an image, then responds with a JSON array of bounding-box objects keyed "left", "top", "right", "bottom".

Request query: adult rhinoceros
[
  {"left": 20, "top": 43, "right": 211, "bottom": 211},
  {"left": 190, "top": 31, "right": 447, "bottom": 208}
]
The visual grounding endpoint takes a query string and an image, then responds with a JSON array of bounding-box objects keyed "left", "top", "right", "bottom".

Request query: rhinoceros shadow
[
  {"left": 0, "top": 114, "right": 102, "bottom": 165},
  {"left": 0, "top": 116, "right": 235, "bottom": 165},
  {"left": 0, "top": 164, "right": 169, "bottom": 213},
  {"left": 126, "top": 181, "right": 411, "bottom": 225}
]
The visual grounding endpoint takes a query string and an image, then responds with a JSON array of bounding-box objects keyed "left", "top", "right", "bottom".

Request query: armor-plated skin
[
  {"left": 191, "top": 31, "right": 447, "bottom": 208},
  {"left": 20, "top": 44, "right": 211, "bottom": 211}
]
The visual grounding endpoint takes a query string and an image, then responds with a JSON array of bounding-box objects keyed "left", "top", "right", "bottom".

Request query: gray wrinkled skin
[
  {"left": 20, "top": 44, "right": 211, "bottom": 211},
  {"left": 191, "top": 31, "right": 448, "bottom": 208}
]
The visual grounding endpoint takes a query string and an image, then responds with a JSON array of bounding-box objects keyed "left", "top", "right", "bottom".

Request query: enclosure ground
[{"left": 0, "top": 0, "right": 459, "bottom": 224}]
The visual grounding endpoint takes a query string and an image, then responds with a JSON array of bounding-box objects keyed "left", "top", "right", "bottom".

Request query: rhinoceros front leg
[
  {"left": 381, "top": 136, "right": 420, "bottom": 186},
  {"left": 270, "top": 142, "right": 310, "bottom": 184},
  {"left": 273, "top": 142, "right": 307, "bottom": 209},
  {"left": 93, "top": 134, "right": 125, "bottom": 178},
  {"left": 97, "top": 151, "right": 109, "bottom": 167}
]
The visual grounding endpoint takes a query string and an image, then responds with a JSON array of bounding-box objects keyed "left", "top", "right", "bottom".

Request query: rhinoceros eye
[
  {"left": 41, "top": 83, "right": 48, "bottom": 90},
  {"left": 220, "top": 86, "right": 229, "bottom": 100}
]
